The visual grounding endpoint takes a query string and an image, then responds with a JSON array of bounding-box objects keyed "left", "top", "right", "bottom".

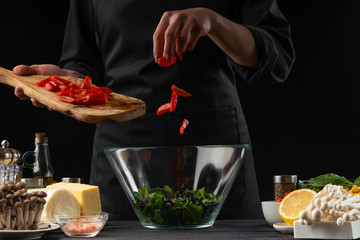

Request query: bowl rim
[
  {"left": 261, "top": 200, "right": 281, "bottom": 204},
  {"left": 104, "top": 144, "right": 251, "bottom": 151},
  {"left": 55, "top": 211, "right": 109, "bottom": 221}
]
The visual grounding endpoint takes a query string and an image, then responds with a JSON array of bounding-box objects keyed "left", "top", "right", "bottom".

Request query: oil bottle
[{"left": 23, "top": 132, "right": 57, "bottom": 186}]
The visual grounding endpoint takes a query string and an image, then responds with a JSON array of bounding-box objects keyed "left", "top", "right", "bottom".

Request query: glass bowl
[
  {"left": 55, "top": 211, "right": 108, "bottom": 237},
  {"left": 104, "top": 144, "right": 250, "bottom": 229}
]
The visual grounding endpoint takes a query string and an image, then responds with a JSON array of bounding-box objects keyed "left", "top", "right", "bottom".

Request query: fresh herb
[
  {"left": 354, "top": 176, "right": 360, "bottom": 186},
  {"left": 132, "top": 183, "right": 222, "bottom": 226},
  {"left": 309, "top": 173, "right": 354, "bottom": 191}
]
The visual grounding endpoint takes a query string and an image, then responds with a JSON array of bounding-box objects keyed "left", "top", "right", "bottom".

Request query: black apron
[{"left": 59, "top": 0, "right": 295, "bottom": 220}]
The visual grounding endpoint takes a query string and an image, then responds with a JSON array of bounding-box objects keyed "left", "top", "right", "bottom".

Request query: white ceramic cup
[{"left": 261, "top": 201, "right": 283, "bottom": 225}]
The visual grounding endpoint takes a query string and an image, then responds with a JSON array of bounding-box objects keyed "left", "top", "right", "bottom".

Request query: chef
[{"left": 13, "top": 0, "right": 295, "bottom": 220}]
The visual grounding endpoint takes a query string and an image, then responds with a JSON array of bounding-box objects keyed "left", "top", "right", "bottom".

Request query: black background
[{"left": 1, "top": 1, "right": 360, "bottom": 202}]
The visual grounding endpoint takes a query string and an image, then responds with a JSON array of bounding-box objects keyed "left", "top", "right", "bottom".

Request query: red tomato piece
[
  {"left": 52, "top": 75, "right": 72, "bottom": 85},
  {"left": 37, "top": 74, "right": 113, "bottom": 106},
  {"left": 58, "top": 84, "right": 69, "bottom": 91},
  {"left": 283, "top": 192, "right": 291, "bottom": 198},
  {"left": 157, "top": 56, "right": 177, "bottom": 67},
  {"left": 91, "top": 86, "right": 110, "bottom": 101},
  {"left": 156, "top": 103, "right": 171, "bottom": 116},
  {"left": 36, "top": 76, "right": 52, "bottom": 87},
  {"left": 80, "top": 93, "right": 107, "bottom": 105},
  {"left": 68, "top": 82, "right": 79, "bottom": 90},
  {"left": 171, "top": 85, "right": 192, "bottom": 97},
  {"left": 44, "top": 81, "right": 57, "bottom": 92},
  {"left": 76, "top": 96, "right": 84, "bottom": 105},
  {"left": 179, "top": 119, "right": 189, "bottom": 135},
  {"left": 93, "top": 87, "right": 112, "bottom": 100},
  {"left": 90, "top": 86, "right": 104, "bottom": 94},
  {"left": 170, "top": 91, "right": 178, "bottom": 112},
  {"left": 56, "top": 95, "right": 76, "bottom": 104},
  {"left": 57, "top": 90, "right": 72, "bottom": 96},
  {"left": 99, "top": 87, "right": 113, "bottom": 94},
  {"left": 51, "top": 78, "right": 66, "bottom": 87},
  {"left": 79, "top": 76, "right": 92, "bottom": 89}
]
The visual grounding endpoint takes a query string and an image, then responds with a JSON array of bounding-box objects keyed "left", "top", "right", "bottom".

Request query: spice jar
[
  {"left": 273, "top": 175, "right": 297, "bottom": 201},
  {"left": 20, "top": 178, "right": 44, "bottom": 189},
  {"left": 61, "top": 177, "right": 83, "bottom": 183}
]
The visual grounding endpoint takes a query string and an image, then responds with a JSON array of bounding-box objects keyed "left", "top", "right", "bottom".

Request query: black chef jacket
[{"left": 59, "top": 0, "right": 295, "bottom": 220}]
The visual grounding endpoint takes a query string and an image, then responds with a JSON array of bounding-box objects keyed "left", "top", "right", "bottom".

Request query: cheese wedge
[
  {"left": 47, "top": 182, "right": 101, "bottom": 213},
  {"left": 28, "top": 188, "right": 80, "bottom": 223}
]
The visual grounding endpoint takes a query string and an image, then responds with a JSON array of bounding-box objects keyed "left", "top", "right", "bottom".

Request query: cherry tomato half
[
  {"left": 171, "top": 85, "right": 192, "bottom": 97},
  {"left": 157, "top": 56, "right": 177, "bottom": 67},
  {"left": 180, "top": 119, "right": 189, "bottom": 135}
]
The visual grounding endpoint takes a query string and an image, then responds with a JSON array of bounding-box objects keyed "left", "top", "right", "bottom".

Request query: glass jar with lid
[{"left": 273, "top": 175, "right": 297, "bottom": 201}]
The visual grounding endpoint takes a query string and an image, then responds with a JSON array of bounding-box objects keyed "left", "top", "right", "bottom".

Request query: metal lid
[
  {"left": 0, "top": 140, "right": 21, "bottom": 165},
  {"left": 273, "top": 175, "right": 297, "bottom": 183},
  {"left": 21, "top": 178, "right": 44, "bottom": 186},
  {"left": 61, "top": 177, "right": 83, "bottom": 183}
]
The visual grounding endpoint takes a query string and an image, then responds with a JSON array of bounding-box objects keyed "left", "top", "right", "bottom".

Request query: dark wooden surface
[{"left": 43, "top": 219, "right": 293, "bottom": 240}]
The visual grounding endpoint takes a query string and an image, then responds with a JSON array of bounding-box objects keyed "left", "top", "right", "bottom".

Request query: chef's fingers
[
  {"left": 13, "top": 64, "right": 68, "bottom": 76},
  {"left": 176, "top": 17, "right": 200, "bottom": 53},
  {"left": 154, "top": 11, "right": 185, "bottom": 61},
  {"left": 14, "top": 87, "right": 47, "bottom": 108},
  {"left": 30, "top": 98, "right": 47, "bottom": 109},
  {"left": 179, "top": 11, "right": 209, "bottom": 52},
  {"left": 176, "top": 30, "right": 188, "bottom": 55},
  {"left": 13, "top": 65, "right": 37, "bottom": 76},
  {"left": 163, "top": 13, "right": 184, "bottom": 59},
  {"left": 154, "top": 8, "right": 213, "bottom": 62},
  {"left": 184, "top": 31, "right": 202, "bottom": 52},
  {"left": 153, "top": 13, "right": 169, "bottom": 62},
  {"left": 14, "top": 87, "right": 30, "bottom": 100},
  {"left": 153, "top": 14, "right": 169, "bottom": 62}
]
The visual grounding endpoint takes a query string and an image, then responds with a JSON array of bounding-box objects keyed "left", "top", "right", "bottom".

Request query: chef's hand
[
  {"left": 153, "top": 7, "right": 258, "bottom": 68},
  {"left": 13, "top": 64, "right": 82, "bottom": 108},
  {"left": 153, "top": 8, "right": 212, "bottom": 62}
]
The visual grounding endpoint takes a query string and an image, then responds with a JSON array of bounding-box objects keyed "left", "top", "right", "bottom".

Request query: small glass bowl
[{"left": 55, "top": 212, "right": 108, "bottom": 237}]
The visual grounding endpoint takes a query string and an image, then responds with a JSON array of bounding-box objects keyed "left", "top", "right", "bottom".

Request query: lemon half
[{"left": 279, "top": 189, "right": 316, "bottom": 226}]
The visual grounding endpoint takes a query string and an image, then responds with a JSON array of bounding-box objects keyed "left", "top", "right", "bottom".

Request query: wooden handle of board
[{"left": 0, "top": 66, "right": 146, "bottom": 123}]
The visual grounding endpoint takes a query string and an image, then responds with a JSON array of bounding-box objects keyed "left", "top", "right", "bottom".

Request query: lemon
[{"left": 279, "top": 189, "right": 316, "bottom": 226}]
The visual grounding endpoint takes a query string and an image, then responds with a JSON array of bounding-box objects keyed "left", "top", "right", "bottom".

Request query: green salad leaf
[
  {"left": 354, "top": 176, "right": 360, "bottom": 186},
  {"left": 132, "top": 183, "right": 222, "bottom": 226},
  {"left": 309, "top": 173, "right": 354, "bottom": 190},
  {"left": 133, "top": 182, "right": 149, "bottom": 202}
]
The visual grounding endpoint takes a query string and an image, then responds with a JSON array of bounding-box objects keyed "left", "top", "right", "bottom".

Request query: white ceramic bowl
[{"left": 261, "top": 201, "right": 283, "bottom": 225}]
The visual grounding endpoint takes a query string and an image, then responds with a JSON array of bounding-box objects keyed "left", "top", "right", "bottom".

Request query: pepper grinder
[
  {"left": 0, "top": 140, "right": 21, "bottom": 165},
  {"left": 0, "top": 140, "right": 22, "bottom": 183}
]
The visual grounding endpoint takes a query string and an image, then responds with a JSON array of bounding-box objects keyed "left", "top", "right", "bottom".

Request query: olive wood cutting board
[{"left": 0, "top": 67, "right": 146, "bottom": 123}]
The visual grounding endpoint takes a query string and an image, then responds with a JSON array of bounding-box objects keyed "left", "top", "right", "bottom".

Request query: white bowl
[{"left": 261, "top": 201, "right": 283, "bottom": 225}]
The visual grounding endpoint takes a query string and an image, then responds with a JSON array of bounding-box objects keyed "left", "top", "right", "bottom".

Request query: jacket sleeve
[
  {"left": 58, "top": 0, "right": 104, "bottom": 84},
  {"left": 231, "top": 0, "right": 295, "bottom": 85}
]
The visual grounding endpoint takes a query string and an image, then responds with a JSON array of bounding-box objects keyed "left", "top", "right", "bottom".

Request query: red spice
[{"left": 63, "top": 218, "right": 104, "bottom": 234}]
